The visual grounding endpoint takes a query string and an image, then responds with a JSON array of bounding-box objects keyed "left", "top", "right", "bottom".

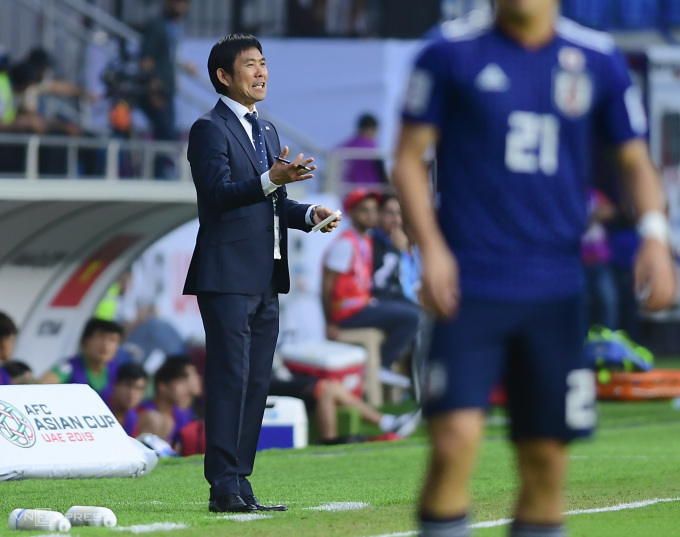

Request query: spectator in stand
[
  {"left": 372, "top": 191, "right": 421, "bottom": 304},
  {"left": 136, "top": 357, "right": 196, "bottom": 447},
  {"left": 322, "top": 188, "right": 420, "bottom": 386},
  {"left": 0, "top": 311, "right": 18, "bottom": 362},
  {"left": 269, "top": 358, "right": 420, "bottom": 444},
  {"left": 106, "top": 362, "right": 148, "bottom": 437},
  {"left": 0, "top": 360, "right": 33, "bottom": 385},
  {"left": 40, "top": 318, "right": 124, "bottom": 400},
  {"left": 337, "top": 113, "right": 388, "bottom": 187},
  {"left": 10, "top": 48, "right": 90, "bottom": 137},
  {"left": 139, "top": 0, "right": 196, "bottom": 145},
  {"left": 0, "top": 46, "right": 45, "bottom": 136},
  {"left": 582, "top": 187, "right": 618, "bottom": 329},
  {"left": 0, "top": 45, "right": 16, "bottom": 129}
]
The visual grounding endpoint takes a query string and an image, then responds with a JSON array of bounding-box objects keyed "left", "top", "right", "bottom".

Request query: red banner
[{"left": 50, "top": 235, "right": 140, "bottom": 307}]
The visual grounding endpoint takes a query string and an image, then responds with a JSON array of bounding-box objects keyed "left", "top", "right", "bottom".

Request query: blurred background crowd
[{"left": 1, "top": 0, "right": 680, "bottom": 450}]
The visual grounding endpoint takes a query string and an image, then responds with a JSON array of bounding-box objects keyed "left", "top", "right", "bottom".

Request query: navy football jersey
[{"left": 402, "top": 10, "right": 647, "bottom": 300}]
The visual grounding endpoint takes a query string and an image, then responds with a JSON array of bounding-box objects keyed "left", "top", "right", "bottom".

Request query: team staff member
[
  {"left": 183, "top": 33, "right": 339, "bottom": 514},
  {"left": 393, "top": 1, "right": 675, "bottom": 536}
]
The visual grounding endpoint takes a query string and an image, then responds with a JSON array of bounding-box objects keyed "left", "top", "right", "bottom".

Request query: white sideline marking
[
  {"left": 565, "top": 497, "right": 680, "bottom": 515},
  {"left": 115, "top": 522, "right": 188, "bottom": 533},
  {"left": 570, "top": 455, "right": 662, "bottom": 460},
  {"left": 307, "top": 502, "right": 369, "bottom": 512},
  {"left": 212, "top": 513, "right": 272, "bottom": 522},
  {"left": 365, "top": 497, "right": 680, "bottom": 537}
]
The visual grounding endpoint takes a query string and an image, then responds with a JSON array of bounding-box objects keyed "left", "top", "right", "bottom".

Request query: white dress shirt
[{"left": 220, "top": 95, "right": 317, "bottom": 227}]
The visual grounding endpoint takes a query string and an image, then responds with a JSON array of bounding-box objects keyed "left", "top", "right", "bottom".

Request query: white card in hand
[{"left": 312, "top": 209, "right": 342, "bottom": 232}]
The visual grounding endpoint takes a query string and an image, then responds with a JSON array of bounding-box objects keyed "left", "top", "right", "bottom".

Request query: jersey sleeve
[
  {"left": 401, "top": 41, "right": 450, "bottom": 129},
  {"left": 595, "top": 48, "right": 648, "bottom": 146}
]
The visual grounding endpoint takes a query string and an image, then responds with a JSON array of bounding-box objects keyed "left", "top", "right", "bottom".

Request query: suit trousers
[{"left": 198, "top": 282, "right": 279, "bottom": 499}]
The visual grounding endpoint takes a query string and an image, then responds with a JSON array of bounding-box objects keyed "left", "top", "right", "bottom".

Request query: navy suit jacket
[{"left": 183, "top": 99, "right": 311, "bottom": 296}]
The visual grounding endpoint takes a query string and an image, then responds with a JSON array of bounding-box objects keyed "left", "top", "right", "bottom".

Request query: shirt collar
[{"left": 220, "top": 95, "right": 257, "bottom": 120}]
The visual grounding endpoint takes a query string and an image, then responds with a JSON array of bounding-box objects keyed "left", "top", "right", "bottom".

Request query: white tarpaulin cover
[{"left": 0, "top": 384, "right": 157, "bottom": 480}]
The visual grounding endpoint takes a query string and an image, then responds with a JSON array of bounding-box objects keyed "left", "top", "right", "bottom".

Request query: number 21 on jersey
[{"left": 505, "top": 111, "right": 560, "bottom": 175}]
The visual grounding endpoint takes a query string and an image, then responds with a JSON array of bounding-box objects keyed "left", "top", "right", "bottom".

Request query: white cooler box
[
  {"left": 257, "top": 396, "right": 308, "bottom": 451},
  {"left": 277, "top": 339, "right": 367, "bottom": 398}
]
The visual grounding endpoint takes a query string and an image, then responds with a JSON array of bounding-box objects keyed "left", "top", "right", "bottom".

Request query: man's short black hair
[
  {"left": 358, "top": 113, "right": 378, "bottom": 131},
  {"left": 379, "top": 191, "right": 399, "bottom": 209},
  {"left": 207, "top": 33, "right": 263, "bottom": 96},
  {"left": 2, "top": 360, "right": 31, "bottom": 379},
  {"left": 0, "top": 312, "right": 18, "bottom": 339},
  {"left": 154, "top": 356, "right": 190, "bottom": 388},
  {"left": 80, "top": 318, "right": 124, "bottom": 342},
  {"left": 116, "top": 362, "right": 147, "bottom": 384}
]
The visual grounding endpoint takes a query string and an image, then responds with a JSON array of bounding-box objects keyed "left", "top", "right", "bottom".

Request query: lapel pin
[{"left": 265, "top": 126, "right": 270, "bottom": 131}]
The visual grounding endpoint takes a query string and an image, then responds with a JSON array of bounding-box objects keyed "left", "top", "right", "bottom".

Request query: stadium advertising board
[{"left": 0, "top": 384, "right": 156, "bottom": 481}]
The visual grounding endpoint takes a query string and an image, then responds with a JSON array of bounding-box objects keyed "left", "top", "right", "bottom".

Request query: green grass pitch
[{"left": 2, "top": 390, "right": 680, "bottom": 535}]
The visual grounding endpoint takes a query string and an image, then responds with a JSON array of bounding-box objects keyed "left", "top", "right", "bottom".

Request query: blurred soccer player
[{"left": 393, "top": 1, "right": 676, "bottom": 536}]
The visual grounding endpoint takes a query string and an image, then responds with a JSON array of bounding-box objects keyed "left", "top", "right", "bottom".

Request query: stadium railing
[{"left": 0, "top": 134, "right": 190, "bottom": 182}]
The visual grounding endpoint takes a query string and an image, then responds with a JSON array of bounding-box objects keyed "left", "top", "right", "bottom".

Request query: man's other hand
[{"left": 313, "top": 206, "right": 342, "bottom": 233}]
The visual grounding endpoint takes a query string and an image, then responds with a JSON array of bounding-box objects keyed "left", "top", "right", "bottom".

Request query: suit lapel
[
  {"left": 262, "top": 121, "right": 279, "bottom": 169},
  {"left": 215, "top": 100, "right": 263, "bottom": 174}
]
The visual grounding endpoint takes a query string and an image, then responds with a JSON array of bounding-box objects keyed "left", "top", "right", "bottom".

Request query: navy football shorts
[{"left": 422, "top": 294, "right": 596, "bottom": 441}]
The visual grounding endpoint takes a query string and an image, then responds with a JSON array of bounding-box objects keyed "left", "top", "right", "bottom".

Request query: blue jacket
[{"left": 183, "top": 99, "right": 311, "bottom": 295}]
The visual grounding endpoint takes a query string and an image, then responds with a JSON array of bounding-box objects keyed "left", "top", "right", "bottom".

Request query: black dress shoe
[
  {"left": 242, "top": 495, "right": 288, "bottom": 511},
  {"left": 209, "top": 493, "right": 257, "bottom": 513}
]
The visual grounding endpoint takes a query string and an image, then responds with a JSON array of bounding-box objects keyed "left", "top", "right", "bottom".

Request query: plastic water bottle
[
  {"left": 65, "top": 506, "right": 117, "bottom": 527},
  {"left": 8, "top": 509, "right": 71, "bottom": 531},
  {"left": 672, "top": 397, "right": 680, "bottom": 410}
]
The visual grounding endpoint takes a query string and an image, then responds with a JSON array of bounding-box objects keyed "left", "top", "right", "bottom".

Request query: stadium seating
[
  {"left": 561, "top": 0, "right": 680, "bottom": 30},
  {"left": 336, "top": 328, "right": 384, "bottom": 407},
  {"left": 665, "top": 0, "right": 680, "bottom": 26},
  {"left": 562, "top": 0, "right": 613, "bottom": 30},
  {"left": 618, "top": 0, "right": 659, "bottom": 29}
]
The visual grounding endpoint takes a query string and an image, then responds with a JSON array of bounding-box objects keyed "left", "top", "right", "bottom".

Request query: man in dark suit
[{"left": 183, "top": 33, "right": 339, "bottom": 514}]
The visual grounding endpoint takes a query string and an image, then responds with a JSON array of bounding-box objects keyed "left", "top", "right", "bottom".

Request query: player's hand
[
  {"left": 634, "top": 238, "right": 676, "bottom": 311},
  {"left": 420, "top": 242, "right": 460, "bottom": 319},
  {"left": 270, "top": 146, "right": 316, "bottom": 186},
  {"left": 313, "top": 206, "right": 342, "bottom": 233}
]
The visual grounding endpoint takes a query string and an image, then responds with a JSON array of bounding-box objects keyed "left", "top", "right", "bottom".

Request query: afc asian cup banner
[{"left": 0, "top": 384, "right": 157, "bottom": 481}]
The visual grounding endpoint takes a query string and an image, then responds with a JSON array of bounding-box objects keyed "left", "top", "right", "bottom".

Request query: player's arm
[
  {"left": 392, "top": 122, "right": 459, "bottom": 318},
  {"left": 616, "top": 138, "right": 676, "bottom": 310}
]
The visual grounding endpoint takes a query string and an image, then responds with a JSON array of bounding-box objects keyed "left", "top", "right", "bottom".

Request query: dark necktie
[{"left": 244, "top": 111, "right": 269, "bottom": 172}]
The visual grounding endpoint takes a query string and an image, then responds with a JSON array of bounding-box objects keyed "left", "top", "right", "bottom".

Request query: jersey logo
[
  {"left": 553, "top": 70, "right": 593, "bottom": 118},
  {"left": 474, "top": 63, "right": 510, "bottom": 92},
  {"left": 558, "top": 46, "right": 586, "bottom": 71},
  {"left": 404, "top": 67, "right": 433, "bottom": 116},
  {"left": 553, "top": 46, "right": 592, "bottom": 118}
]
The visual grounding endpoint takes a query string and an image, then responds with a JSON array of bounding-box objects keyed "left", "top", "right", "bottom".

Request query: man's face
[
  {"left": 351, "top": 198, "right": 379, "bottom": 232},
  {"left": 221, "top": 48, "right": 268, "bottom": 108},
  {"left": 163, "top": 377, "right": 193, "bottom": 409},
  {"left": 495, "top": 0, "right": 556, "bottom": 20},
  {"left": 81, "top": 330, "right": 121, "bottom": 366},
  {"left": 112, "top": 378, "right": 147, "bottom": 411},
  {"left": 379, "top": 198, "right": 402, "bottom": 235},
  {"left": 0, "top": 334, "right": 15, "bottom": 361},
  {"left": 185, "top": 364, "right": 203, "bottom": 398}
]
